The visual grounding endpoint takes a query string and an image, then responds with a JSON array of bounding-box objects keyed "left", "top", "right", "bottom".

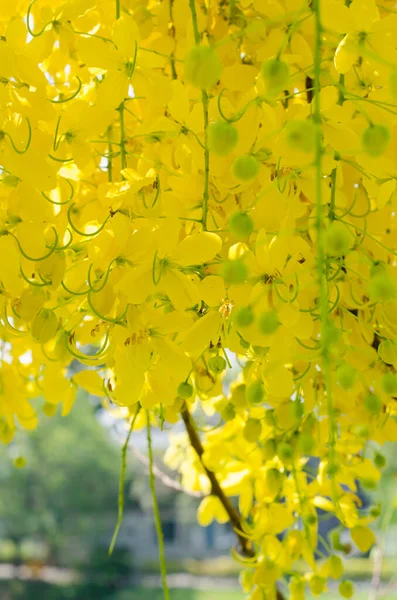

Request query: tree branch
[
  {"left": 181, "top": 405, "right": 254, "bottom": 556},
  {"left": 181, "top": 406, "right": 286, "bottom": 600}
]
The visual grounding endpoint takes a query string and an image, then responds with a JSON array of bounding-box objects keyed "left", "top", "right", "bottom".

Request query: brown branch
[
  {"left": 181, "top": 405, "right": 286, "bottom": 600},
  {"left": 181, "top": 405, "right": 253, "bottom": 555}
]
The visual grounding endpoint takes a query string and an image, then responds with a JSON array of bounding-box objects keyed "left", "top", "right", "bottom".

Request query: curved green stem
[
  {"left": 2, "top": 303, "right": 28, "bottom": 336},
  {"left": 27, "top": 0, "right": 52, "bottom": 37},
  {"left": 49, "top": 76, "right": 82, "bottom": 104},
  {"left": 2, "top": 117, "right": 32, "bottom": 154},
  {"left": 61, "top": 280, "right": 89, "bottom": 296},
  {"left": 56, "top": 228, "right": 73, "bottom": 250},
  {"left": 20, "top": 265, "right": 50, "bottom": 287},
  {"left": 67, "top": 203, "right": 114, "bottom": 237},
  {"left": 146, "top": 411, "right": 170, "bottom": 600},
  {"left": 88, "top": 260, "right": 116, "bottom": 293},
  {"left": 42, "top": 178, "right": 74, "bottom": 205},
  {"left": 109, "top": 405, "right": 142, "bottom": 555},
  {"left": 66, "top": 328, "right": 110, "bottom": 363},
  {"left": 48, "top": 154, "right": 74, "bottom": 163},
  {"left": 8, "top": 227, "right": 58, "bottom": 262},
  {"left": 87, "top": 290, "right": 127, "bottom": 325},
  {"left": 217, "top": 89, "right": 258, "bottom": 124}
]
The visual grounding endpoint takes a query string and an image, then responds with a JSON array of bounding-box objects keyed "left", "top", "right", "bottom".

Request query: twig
[
  {"left": 129, "top": 443, "right": 204, "bottom": 498},
  {"left": 181, "top": 405, "right": 286, "bottom": 600},
  {"left": 181, "top": 406, "right": 253, "bottom": 555}
]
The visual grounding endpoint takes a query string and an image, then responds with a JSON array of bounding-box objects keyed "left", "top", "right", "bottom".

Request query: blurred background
[{"left": 1, "top": 385, "right": 397, "bottom": 600}]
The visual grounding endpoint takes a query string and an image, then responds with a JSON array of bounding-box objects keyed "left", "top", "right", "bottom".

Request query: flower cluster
[{"left": 1, "top": 0, "right": 397, "bottom": 597}]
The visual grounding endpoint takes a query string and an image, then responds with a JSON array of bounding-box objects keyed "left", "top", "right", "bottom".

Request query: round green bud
[
  {"left": 369, "top": 273, "right": 396, "bottom": 303},
  {"left": 309, "top": 575, "right": 326, "bottom": 596},
  {"left": 14, "top": 457, "right": 26, "bottom": 469},
  {"left": 222, "top": 403, "right": 236, "bottom": 421},
  {"left": 324, "top": 322, "right": 341, "bottom": 347},
  {"left": 326, "top": 221, "right": 351, "bottom": 257},
  {"left": 298, "top": 433, "right": 315, "bottom": 455},
  {"left": 261, "top": 57, "right": 289, "bottom": 93},
  {"left": 246, "top": 379, "right": 265, "bottom": 405},
  {"left": 370, "top": 504, "right": 382, "bottom": 518},
  {"left": 381, "top": 372, "right": 397, "bottom": 395},
  {"left": 304, "top": 513, "right": 317, "bottom": 526},
  {"left": 278, "top": 441, "right": 294, "bottom": 463},
  {"left": 331, "top": 530, "right": 342, "bottom": 550},
  {"left": 361, "top": 477, "right": 377, "bottom": 491},
  {"left": 284, "top": 119, "right": 317, "bottom": 153},
  {"left": 364, "top": 392, "right": 382, "bottom": 414},
  {"left": 221, "top": 260, "right": 248, "bottom": 285},
  {"left": 289, "top": 576, "right": 306, "bottom": 595},
  {"left": 177, "top": 381, "right": 194, "bottom": 399},
  {"left": 243, "top": 418, "right": 262, "bottom": 443},
  {"left": 339, "top": 580, "right": 354, "bottom": 599},
  {"left": 235, "top": 306, "right": 254, "bottom": 328},
  {"left": 378, "top": 340, "right": 397, "bottom": 365},
  {"left": 336, "top": 364, "right": 356, "bottom": 390},
  {"left": 362, "top": 124, "right": 390, "bottom": 157},
  {"left": 208, "top": 355, "right": 226, "bottom": 373},
  {"left": 43, "top": 402, "right": 58, "bottom": 417},
  {"left": 327, "top": 555, "right": 344, "bottom": 579},
  {"left": 31, "top": 308, "right": 58, "bottom": 344},
  {"left": 208, "top": 120, "right": 238, "bottom": 156},
  {"left": 229, "top": 211, "right": 254, "bottom": 239},
  {"left": 184, "top": 45, "right": 222, "bottom": 89},
  {"left": 265, "top": 468, "right": 283, "bottom": 495},
  {"left": 258, "top": 310, "right": 280, "bottom": 335},
  {"left": 352, "top": 423, "right": 369, "bottom": 438},
  {"left": 374, "top": 452, "right": 387, "bottom": 469},
  {"left": 262, "top": 438, "right": 277, "bottom": 460},
  {"left": 230, "top": 383, "right": 247, "bottom": 407},
  {"left": 232, "top": 154, "right": 260, "bottom": 181}
]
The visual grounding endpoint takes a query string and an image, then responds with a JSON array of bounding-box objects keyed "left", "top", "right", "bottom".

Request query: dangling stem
[
  {"left": 109, "top": 405, "right": 141, "bottom": 555},
  {"left": 146, "top": 411, "right": 170, "bottom": 600},
  {"left": 188, "top": 0, "right": 210, "bottom": 231},
  {"left": 119, "top": 103, "right": 127, "bottom": 177},
  {"left": 313, "top": 0, "right": 340, "bottom": 520},
  {"left": 115, "top": 0, "right": 126, "bottom": 179},
  {"left": 201, "top": 90, "right": 210, "bottom": 231}
]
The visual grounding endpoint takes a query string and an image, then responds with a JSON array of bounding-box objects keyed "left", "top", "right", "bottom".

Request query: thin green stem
[
  {"left": 188, "top": 0, "right": 210, "bottom": 231},
  {"left": 146, "top": 411, "right": 170, "bottom": 600},
  {"left": 116, "top": 0, "right": 121, "bottom": 19},
  {"left": 313, "top": 0, "right": 340, "bottom": 520},
  {"left": 329, "top": 167, "right": 337, "bottom": 220},
  {"left": 201, "top": 90, "right": 210, "bottom": 230},
  {"left": 109, "top": 405, "right": 141, "bottom": 555},
  {"left": 119, "top": 103, "right": 126, "bottom": 177},
  {"left": 189, "top": 0, "right": 200, "bottom": 44}
]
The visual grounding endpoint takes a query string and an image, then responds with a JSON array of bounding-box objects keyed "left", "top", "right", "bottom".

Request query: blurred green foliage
[{"left": 0, "top": 394, "right": 127, "bottom": 563}]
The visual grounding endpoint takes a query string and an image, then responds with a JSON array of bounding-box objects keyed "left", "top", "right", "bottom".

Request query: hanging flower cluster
[{"left": 1, "top": 0, "right": 397, "bottom": 597}]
